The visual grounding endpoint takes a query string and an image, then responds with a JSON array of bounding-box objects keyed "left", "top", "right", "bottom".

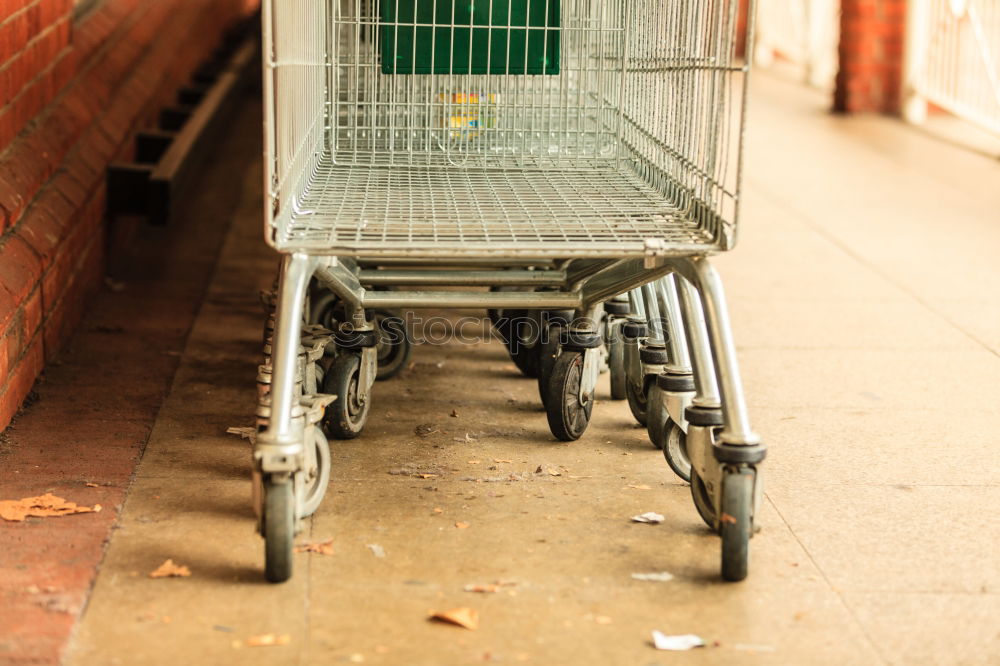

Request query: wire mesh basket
[{"left": 263, "top": 0, "right": 751, "bottom": 257}]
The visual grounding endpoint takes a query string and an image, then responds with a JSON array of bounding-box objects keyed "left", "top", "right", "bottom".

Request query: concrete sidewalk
[{"left": 57, "top": 73, "right": 1000, "bottom": 665}]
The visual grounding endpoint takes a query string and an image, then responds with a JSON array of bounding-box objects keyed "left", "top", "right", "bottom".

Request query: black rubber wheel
[
  {"left": 310, "top": 291, "right": 340, "bottom": 330},
  {"left": 720, "top": 470, "right": 754, "bottom": 582},
  {"left": 264, "top": 479, "right": 294, "bottom": 583},
  {"left": 323, "top": 353, "right": 370, "bottom": 439},
  {"left": 501, "top": 310, "right": 539, "bottom": 378},
  {"left": 373, "top": 310, "right": 410, "bottom": 380},
  {"left": 625, "top": 374, "right": 649, "bottom": 426},
  {"left": 662, "top": 421, "right": 692, "bottom": 483},
  {"left": 690, "top": 469, "right": 717, "bottom": 530},
  {"left": 645, "top": 384, "right": 669, "bottom": 449},
  {"left": 536, "top": 326, "right": 561, "bottom": 409},
  {"left": 300, "top": 430, "right": 331, "bottom": 517},
  {"left": 608, "top": 327, "right": 626, "bottom": 400},
  {"left": 545, "top": 351, "right": 594, "bottom": 441}
]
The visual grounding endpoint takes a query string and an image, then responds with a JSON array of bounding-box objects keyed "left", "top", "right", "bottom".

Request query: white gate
[
  {"left": 754, "top": 0, "right": 840, "bottom": 89},
  {"left": 905, "top": 0, "right": 1000, "bottom": 135}
]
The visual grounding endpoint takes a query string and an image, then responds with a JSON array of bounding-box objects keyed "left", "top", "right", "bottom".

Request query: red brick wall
[
  {"left": 0, "top": 0, "right": 260, "bottom": 431},
  {"left": 834, "top": 0, "right": 907, "bottom": 113}
]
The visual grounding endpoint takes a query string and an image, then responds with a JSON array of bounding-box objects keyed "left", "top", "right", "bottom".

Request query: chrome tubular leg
[
  {"left": 628, "top": 288, "right": 645, "bottom": 319},
  {"left": 261, "top": 252, "right": 320, "bottom": 447},
  {"left": 676, "top": 277, "right": 721, "bottom": 409},
  {"left": 684, "top": 258, "right": 759, "bottom": 446},
  {"left": 658, "top": 275, "right": 691, "bottom": 372},
  {"left": 641, "top": 282, "right": 665, "bottom": 345}
]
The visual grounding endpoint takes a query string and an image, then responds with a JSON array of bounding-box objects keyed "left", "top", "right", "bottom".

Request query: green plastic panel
[{"left": 381, "top": 0, "right": 560, "bottom": 75}]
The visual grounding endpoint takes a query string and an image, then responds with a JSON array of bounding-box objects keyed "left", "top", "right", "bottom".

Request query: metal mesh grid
[{"left": 263, "top": 0, "right": 750, "bottom": 257}]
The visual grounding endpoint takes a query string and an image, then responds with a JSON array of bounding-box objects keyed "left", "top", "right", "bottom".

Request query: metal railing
[{"left": 905, "top": 0, "right": 1000, "bottom": 136}]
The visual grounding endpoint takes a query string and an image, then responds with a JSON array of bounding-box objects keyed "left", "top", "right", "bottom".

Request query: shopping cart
[{"left": 257, "top": 0, "right": 766, "bottom": 583}]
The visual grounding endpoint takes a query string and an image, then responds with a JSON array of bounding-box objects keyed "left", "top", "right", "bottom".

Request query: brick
[
  {"left": 0, "top": 233, "right": 42, "bottom": 303},
  {"left": 17, "top": 203, "right": 66, "bottom": 269},
  {"left": 0, "top": 334, "right": 43, "bottom": 428}
]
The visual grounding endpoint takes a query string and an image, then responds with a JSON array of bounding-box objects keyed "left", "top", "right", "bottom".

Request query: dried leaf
[
  {"left": 547, "top": 468, "right": 561, "bottom": 477},
  {"left": 414, "top": 423, "right": 439, "bottom": 437},
  {"left": 467, "top": 460, "right": 481, "bottom": 465},
  {"left": 433, "top": 507, "right": 443, "bottom": 514},
  {"left": 450, "top": 410, "right": 459, "bottom": 418},
  {"left": 626, "top": 484, "right": 652, "bottom": 490},
  {"left": 493, "top": 459, "right": 512, "bottom": 464},
  {"left": 0, "top": 493, "right": 100, "bottom": 522},
  {"left": 149, "top": 559, "right": 191, "bottom": 578},
  {"left": 85, "top": 483, "right": 99, "bottom": 488},
  {"left": 455, "top": 521, "right": 470, "bottom": 529},
  {"left": 631, "top": 512, "right": 665, "bottom": 524},
  {"left": 430, "top": 607, "right": 479, "bottom": 630},
  {"left": 294, "top": 539, "right": 334, "bottom": 555},
  {"left": 631, "top": 572, "right": 674, "bottom": 582},
  {"left": 246, "top": 633, "right": 291, "bottom": 647},
  {"left": 463, "top": 584, "right": 499, "bottom": 593}
]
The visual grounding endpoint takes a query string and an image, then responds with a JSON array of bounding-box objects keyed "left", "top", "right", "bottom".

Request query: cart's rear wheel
[
  {"left": 646, "top": 384, "right": 669, "bottom": 449},
  {"left": 545, "top": 351, "right": 594, "bottom": 441},
  {"left": 374, "top": 309, "right": 410, "bottom": 380},
  {"left": 323, "top": 353, "right": 370, "bottom": 439},
  {"left": 608, "top": 328, "right": 626, "bottom": 400},
  {"left": 300, "top": 430, "right": 331, "bottom": 517},
  {"left": 662, "top": 421, "right": 692, "bottom": 483},
  {"left": 720, "top": 469, "right": 754, "bottom": 582},
  {"left": 501, "top": 310, "right": 539, "bottom": 378},
  {"left": 264, "top": 479, "right": 294, "bottom": 583},
  {"left": 690, "top": 469, "right": 716, "bottom": 530},
  {"left": 625, "top": 375, "right": 649, "bottom": 426}
]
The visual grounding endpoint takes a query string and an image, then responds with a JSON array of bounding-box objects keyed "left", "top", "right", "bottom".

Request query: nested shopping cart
[{"left": 257, "top": 0, "right": 766, "bottom": 583}]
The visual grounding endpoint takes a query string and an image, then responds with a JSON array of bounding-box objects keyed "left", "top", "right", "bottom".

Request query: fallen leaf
[
  {"left": 535, "top": 465, "right": 543, "bottom": 473},
  {"left": 85, "top": 483, "right": 99, "bottom": 488},
  {"left": 467, "top": 460, "right": 481, "bottom": 465},
  {"left": 418, "top": 473, "right": 439, "bottom": 479},
  {"left": 547, "top": 468, "right": 561, "bottom": 477},
  {"left": 0, "top": 493, "right": 100, "bottom": 522},
  {"left": 626, "top": 484, "right": 652, "bottom": 490},
  {"left": 631, "top": 511, "right": 665, "bottom": 524},
  {"left": 430, "top": 607, "right": 479, "bottom": 630},
  {"left": 450, "top": 410, "right": 459, "bottom": 418},
  {"left": 294, "top": 539, "right": 334, "bottom": 555},
  {"left": 415, "top": 424, "right": 439, "bottom": 437},
  {"left": 494, "top": 459, "right": 512, "bottom": 464},
  {"left": 433, "top": 507, "right": 443, "bottom": 514},
  {"left": 246, "top": 633, "right": 291, "bottom": 647},
  {"left": 463, "top": 584, "right": 499, "bottom": 593},
  {"left": 455, "top": 521, "right": 470, "bottom": 529},
  {"left": 149, "top": 559, "right": 191, "bottom": 578},
  {"left": 651, "top": 632, "right": 705, "bottom": 651}
]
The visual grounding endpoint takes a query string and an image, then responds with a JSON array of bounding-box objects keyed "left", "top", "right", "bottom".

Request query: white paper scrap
[
  {"left": 631, "top": 512, "right": 665, "bottom": 524},
  {"left": 366, "top": 544, "right": 386, "bottom": 558},
  {"left": 651, "top": 631, "right": 705, "bottom": 651},
  {"left": 631, "top": 572, "right": 674, "bottom": 582}
]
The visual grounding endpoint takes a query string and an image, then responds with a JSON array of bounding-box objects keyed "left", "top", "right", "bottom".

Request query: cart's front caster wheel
[
  {"left": 646, "top": 385, "right": 669, "bottom": 449},
  {"left": 625, "top": 375, "right": 649, "bottom": 426},
  {"left": 374, "top": 310, "right": 410, "bottom": 381},
  {"left": 720, "top": 469, "right": 754, "bottom": 582},
  {"left": 263, "top": 479, "right": 294, "bottom": 583},
  {"left": 661, "top": 421, "right": 692, "bottom": 483},
  {"left": 300, "top": 430, "right": 331, "bottom": 517},
  {"left": 690, "top": 469, "right": 716, "bottom": 530},
  {"left": 323, "top": 353, "right": 370, "bottom": 439},
  {"left": 545, "top": 351, "right": 594, "bottom": 441},
  {"left": 536, "top": 329, "right": 561, "bottom": 409},
  {"left": 608, "top": 329, "right": 626, "bottom": 400}
]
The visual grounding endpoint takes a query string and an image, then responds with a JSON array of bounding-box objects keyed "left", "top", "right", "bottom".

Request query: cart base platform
[{"left": 276, "top": 158, "right": 716, "bottom": 257}]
